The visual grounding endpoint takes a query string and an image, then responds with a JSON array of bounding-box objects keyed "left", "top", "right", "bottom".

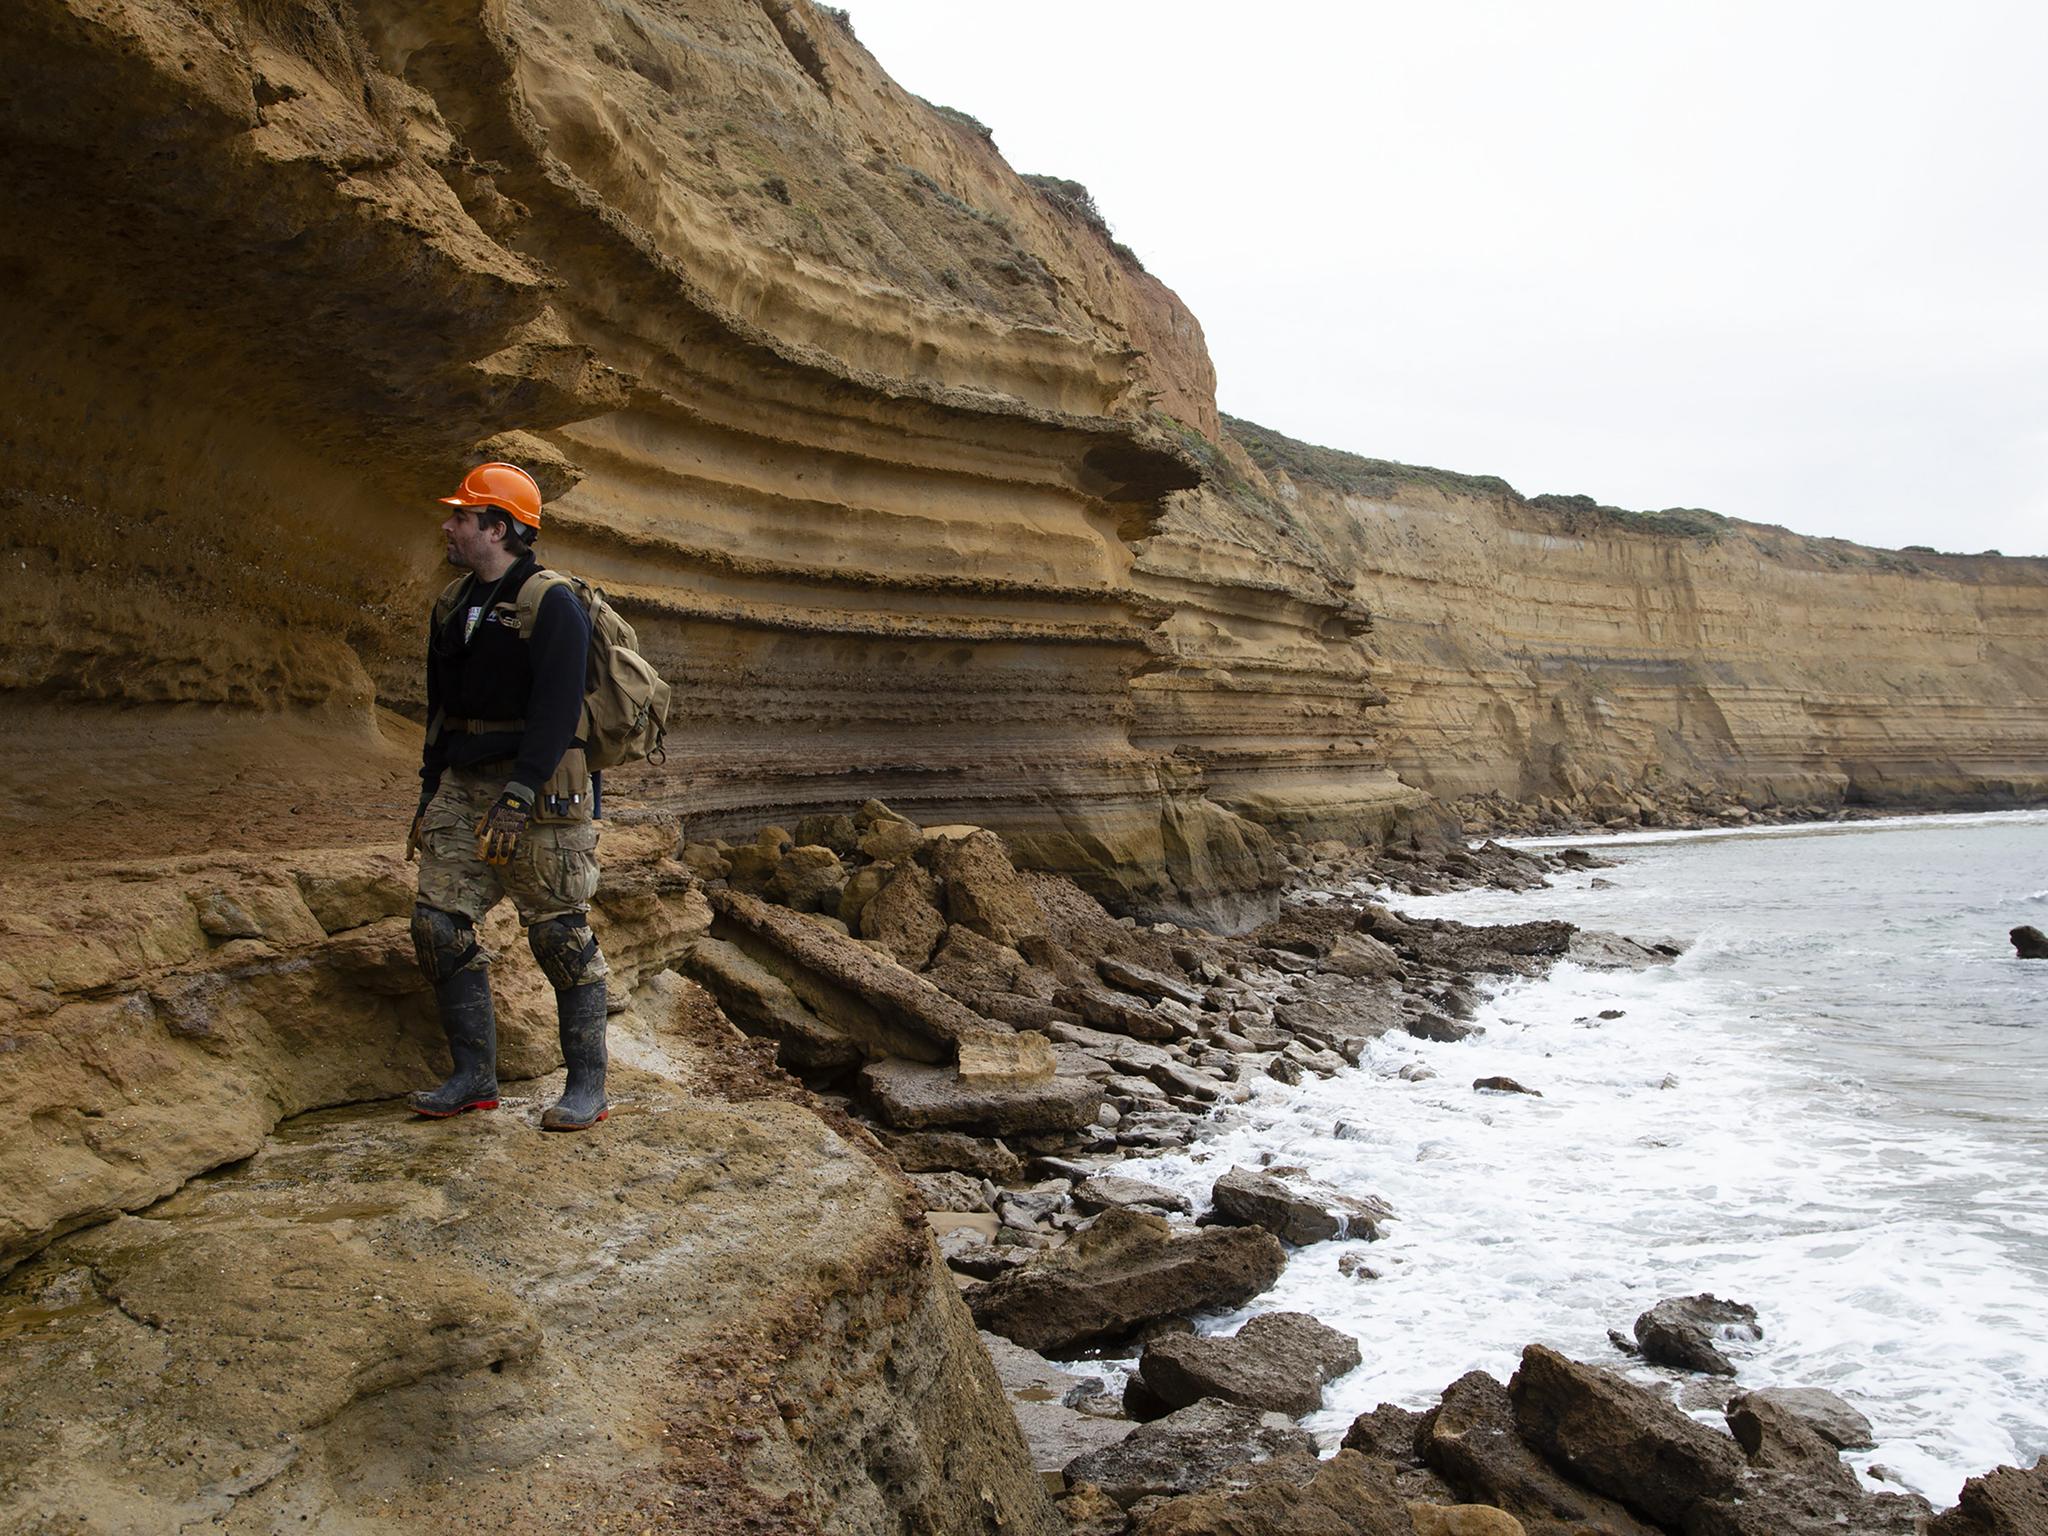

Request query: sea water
[{"left": 1116, "top": 810, "right": 2048, "bottom": 1507}]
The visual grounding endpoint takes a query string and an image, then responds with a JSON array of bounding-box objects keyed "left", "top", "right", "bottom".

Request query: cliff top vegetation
[{"left": 1223, "top": 415, "right": 1730, "bottom": 541}]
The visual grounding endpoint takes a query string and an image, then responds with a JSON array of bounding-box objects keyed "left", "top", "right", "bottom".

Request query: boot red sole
[
  {"left": 540, "top": 1108, "right": 608, "bottom": 1132},
  {"left": 410, "top": 1098, "right": 500, "bottom": 1118}
]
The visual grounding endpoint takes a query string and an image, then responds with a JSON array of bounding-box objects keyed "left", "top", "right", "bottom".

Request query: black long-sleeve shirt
[{"left": 421, "top": 554, "right": 589, "bottom": 801}]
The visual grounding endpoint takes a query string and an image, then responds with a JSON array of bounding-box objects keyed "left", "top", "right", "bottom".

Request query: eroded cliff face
[
  {"left": 3, "top": 0, "right": 1332, "bottom": 926},
  {"left": 1229, "top": 420, "right": 2048, "bottom": 815}
]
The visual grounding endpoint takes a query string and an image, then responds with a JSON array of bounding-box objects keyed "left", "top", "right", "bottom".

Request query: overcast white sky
[{"left": 840, "top": 1, "right": 2047, "bottom": 555}]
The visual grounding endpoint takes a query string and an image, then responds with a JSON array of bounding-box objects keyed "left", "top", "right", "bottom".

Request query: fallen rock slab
[
  {"left": 1073, "top": 1174, "right": 1193, "bottom": 1216},
  {"left": 1062, "top": 1398, "right": 1314, "bottom": 1509},
  {"left": 1097, "top": 954, "right": 1204, "bottom": 1008},
  {"left": 862, "top": 1057, "right": 1103, "bottom": 1135},
  {"left": 1136, "top": 1311, "right": 1361, "bottom": 1417},
  {"left": 714, "top": 887, "right": 979, "bottom": 1054},
  {"left": 1210, "top": 1165, "right": 1392, "bottom": 1245},
  {"left": 1508, "top": 1343, "right": 1744, "bottom": 1529},
  {"left": 1632, "top": 1293, "right": 1760, "bottom": 1376},
  {"left": 1414, "top": 1370, "right": 1660, "bottom": 1536},
  {"left": 680, "top": 937, "right": 856, "bottom": 1068},
  {"left": 970, "top": 1210, "right": 1286, "bottom": 1354},
  {"left": 878, "top": 1129, "right": 1026, "bottom": 1182}
]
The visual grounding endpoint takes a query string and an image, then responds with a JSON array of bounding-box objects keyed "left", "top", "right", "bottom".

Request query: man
[{"left": 403, "top": 461, "right": 610, "bottom": 1130}]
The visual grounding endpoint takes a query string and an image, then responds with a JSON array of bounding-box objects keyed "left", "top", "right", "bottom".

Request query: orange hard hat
[{"left": 438, "top": 462, "right": 542, "bottom": 529}]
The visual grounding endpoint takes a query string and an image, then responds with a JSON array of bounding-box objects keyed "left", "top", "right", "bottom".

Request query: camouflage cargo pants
[{"left": 416, "top": 769, "right": 609, "bottom": 979}]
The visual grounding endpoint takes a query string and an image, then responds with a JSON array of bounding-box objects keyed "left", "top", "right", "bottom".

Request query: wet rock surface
[
  {"left": 1063, "top": 1398, "right": 1317, "bottom": 1509},
  {"left": 1132, "top": 1311, "right": 1361, "bottom": 1417},
  {"left": 969, "top": 1210, "right": 1288, "bottom": 1355},
  {"left": 1632, "top": 1293, "right": 1762, "bottom": 1376},
  {"left": 1928, "top": 1460, "right": 2048, "bottom": 1535},
  {"left": 1727, "top": 1386, "right": 1877, "bottom": 1452},
  {"left": 1209, "top": 1165, "right": 1394, "bottom": 1246}
]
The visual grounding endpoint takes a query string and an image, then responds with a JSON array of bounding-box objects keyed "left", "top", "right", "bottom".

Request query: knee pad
[
  {"left": 411, "top": 904, "right": 483, "bottom": 983},
  {"left": 529, "top": 913, "right": 601, "bottom": 990}
]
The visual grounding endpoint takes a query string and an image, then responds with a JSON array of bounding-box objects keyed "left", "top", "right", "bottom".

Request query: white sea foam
[{"left": 1116, "top": 813, "right": 2048, "bottom": 1510}]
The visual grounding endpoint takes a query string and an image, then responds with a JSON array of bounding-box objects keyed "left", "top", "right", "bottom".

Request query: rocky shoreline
[{"left": 676, "top": 803, "right": 2044, "bottom": 1534}]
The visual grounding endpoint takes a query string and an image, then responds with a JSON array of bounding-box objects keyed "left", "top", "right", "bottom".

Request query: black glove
[
  {"left": 405, "top": 790, "right": 434, "bottom": 863},
  {"left": 475, "top": 789, "right": 533, "bottom": 866}
]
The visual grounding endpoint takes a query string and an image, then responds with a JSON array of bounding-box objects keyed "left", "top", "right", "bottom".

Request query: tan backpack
[{"left": 433, "top": 568, "right": 671, "bottom": 769}]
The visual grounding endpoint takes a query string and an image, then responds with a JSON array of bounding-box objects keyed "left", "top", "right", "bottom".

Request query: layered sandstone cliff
[
  {"left": 5, "top": 0, "right": 1373, "bottom": 927},
  {"left": 1226, "top": 419, "right": 2048, "bottom": 814}
]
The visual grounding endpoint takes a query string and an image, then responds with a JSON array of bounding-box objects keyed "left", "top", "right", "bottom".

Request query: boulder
[
  {"left": 1062, "top": 1398, "right": 1315, "bottom": 1509},
  {"left": 836, "top": 863, "right": 890, "bottom": 928},
  {"left": 1057, "top": 980, "right": 1180, "bottom": 1042},
  {"left": 957, "top": 1029, "right": 1057, "bottom": 1086},
  {"left": 861, "top": 1057, "right": 1103, "bottom": 1135},
  {"left": 1097, "top": 954, "right": 1204, "bottom": 1008},
  {"left": 1073, "top": 1174, "right": 1192, "bottom": 1216},
  {"left": 1340, "top": 1402, "right": 1427, "bottom": 1463},
  {"left": 859, "top": 816, "right": 925, "bottom": 864},
  {"left": 1928, "top": 1460, "right": 2048, "bottom": 1535},
  {"left": 858, "top": 863, "right": 948, "bottom": 970},
  {"left": 926, "top": 829, "right": 1048, "bottom": 947},
  {"left": 1135, "top": 1311, "right": 1361, "bottom": 1417},
  {"left": 1413, "top": 1370, "right": 1660, "bottom": 1536},
  {"left": 794, "top": 812, "right": 860, "bottom": 856},
  {"left": 970, "top": 1210, "right": 1287, "bottom": 1354},
  {"left": 679, "top": 840, "right": 732, "bottom": 881},
  {"left": 1000, "top": 1179, "right": 1076, "bottom": 1228},
  {"left": 2011, "top": 925, "right": 2048, "bottom": 959},
  {"left": 1473, "top": 1077, "right": 1541, "bottom": 1097},
  {"left": 764, "top": 844, "right": 847, "bottom": 912},
  {"left": 1129, "top": 1449, "right": 1416, "bottom": 1535},
  {"left": 924, "top": 923, "right": 1039, "bottom": 999},
  {"left": 723, "top": 840, "right": 781, "bottom": 894},
  {"left": 713, "top": 887, "right": 977, "bottom": 1054},
  {"left": 1726, "top": 1386, "right": 1874, "bottom": 1452},
  {"left": 1406, "top": 1013, "right": 1482, "bottom": 1044},
  {"left": 1326, "top": 932, "right": 1406, "bottom": 980},
  {"left": 1508, "top": 1344, "right": 1744, "bottom": 1530},
  {"left": 679, "top": 937, "right": 854, "bottom": 1068},
  {"left": 910, "top": 1171, "right": 993, "bottom": 1213},
  {"left": 1209, "top": 1166, "right": 1392, "bottom": 1245},
  {"left": 1631, "top": 1294, "right": 1760, "bottom": 1376},
  {"left": 1722, "top": 1392, "right": 1858, "bottom": 1490},
  {"left": 878, "top": 1129, "right": 1025, "bottom": 1183}
]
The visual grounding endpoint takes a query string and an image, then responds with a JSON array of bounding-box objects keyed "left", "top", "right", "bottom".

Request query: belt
[{"left": 447, "top": 717, "right": 525, "bottom": 735}]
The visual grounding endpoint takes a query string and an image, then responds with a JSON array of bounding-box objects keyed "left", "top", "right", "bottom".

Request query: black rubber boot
[
  {"left": 541, "top": 981, "right": 608, "bottom": 1130},
  {"left": 408, "top": 966, "right": 500, "bottom": 1117}
]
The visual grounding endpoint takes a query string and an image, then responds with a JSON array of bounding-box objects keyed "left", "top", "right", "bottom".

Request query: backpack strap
[
  {"left": 430, "top": 574, "right": 473, "bottom": 631},
  {"left": 424, "top": 575, "right": 475, "bottom": 747},
  {"left": 511, "top": 568, "right": 577, "bottom": 640}
]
